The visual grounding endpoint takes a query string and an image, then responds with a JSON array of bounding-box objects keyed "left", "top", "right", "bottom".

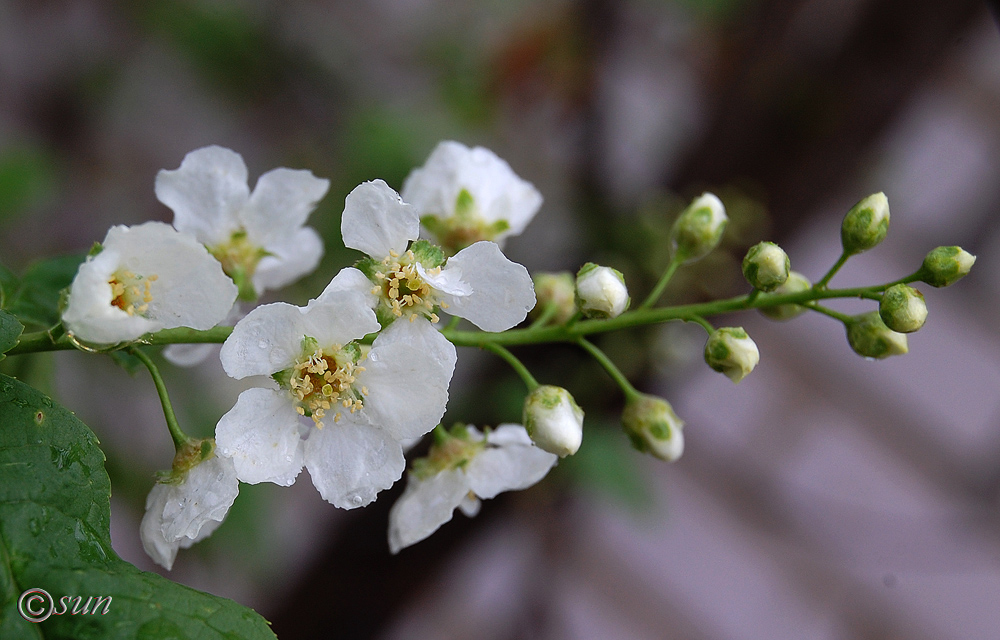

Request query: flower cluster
[{"left": 53, "top": 142, "right": 975, "bottom": 570}]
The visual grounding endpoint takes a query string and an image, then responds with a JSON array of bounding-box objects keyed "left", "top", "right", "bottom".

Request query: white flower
[
  {"left": 62, "top": 222, "right": 238, "bottom": 345},
  {"left": 341, "top": 179, "right": 535, "bottom": 332},
  {"left": 523, "top": 385, "right": 584, "bottom": 457},
  {"left": 155, "top": 145, "right": 329, "bottom": 300},
  {"left": 140, "top": 451, "right": 239, "bottom": 570},
  {"left": 401, "top": 141, "right": 542, "bottom": 253},
  {"left": 388, "top": 424, "right": 557, "bottom": 553},
  {"left": 215, "top": 287, "right": 457, "bottom": 509}
]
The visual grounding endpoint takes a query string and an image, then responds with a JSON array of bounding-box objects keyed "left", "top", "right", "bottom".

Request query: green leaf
[
  {"left": 0, "top": 263, "right": 18, "bottom": 309},
  {"left": 7, "top": 254, "right": 86, "bottom": 330},
  {"left": 0, "top": 311, "right": 23, "bottom": 362},
  {"left": 0, "top": 374, "right": 276, "bottom": 639}
]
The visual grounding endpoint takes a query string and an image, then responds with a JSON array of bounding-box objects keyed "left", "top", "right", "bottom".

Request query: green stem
[
  {"left": 815, "top": 251, "right": 850, "bottom": 289},
  {"left": 483, "top": 343, "right": 539, "bottom": 391},
  {"left": 746, "top": 289, "right": 761, "bottom": 304},
  {"left": 576, "top": 337, "right": 640, "bottom": 401},
  {"left": 129, "top": 347, "right": 193, "bottom": 451},
  {"left": 529, "top": 302, "right": 559, "bottom": 329},
  {"left": 640, "top": 254, "right": 683, "bottom": 310},
  {"left": 684, "top": 314, "right": 715, "bottom": 335},
  {"left": 805, "top": 302, "right": 853, "bottom": 323}
]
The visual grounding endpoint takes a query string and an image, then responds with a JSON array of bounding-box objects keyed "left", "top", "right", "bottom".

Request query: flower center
[
  {"left": 371, "top": 249, "right": 444, "bottom": 323},
  {"left": 281, "top": 339, "right": 367, "bottom": 429},
  {"left": 419, "top": 189, "right": 510, "bottom": 255},
  {"left": 208, "top": 230, "right": 269, "bottom": 301},
  {"left": 108, "top": 269, "right": 157, "bottom": 316},
  {"left": 412, "top": 425, "right": 486, "bottom": 479}
]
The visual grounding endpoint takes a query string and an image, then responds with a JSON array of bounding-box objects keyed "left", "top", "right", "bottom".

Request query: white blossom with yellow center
[
  {"left": 216, "top": 287, "right": 457, "bottom": 509},
  {"left": 338, "top": 179, "right": 536, "bottom": 333},
  {"left": 388, "top": 424, "right": 557, "bottom": 553},
  {"left": 401, "top": 141, "right": 543, "bottom": 254},
  {"left": 62, "top": 222, "right": 237, "bottom": 345},
  {"left": 155, "top": 145, "right": 329, "bottom": 301}
]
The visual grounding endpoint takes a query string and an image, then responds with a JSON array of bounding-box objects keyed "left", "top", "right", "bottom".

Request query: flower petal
[
  {"left": 156, "top": 145, "right": 249, "bottom": 244},
  {"left": 387, "top": 468, "right": 469, "bottom": 554},
  {"left": 215, "top": 388, "right": 304, "bottom": 486},
  {"left": 304, "top": 416, "right": 404, "bottom": 509},
  {"left": 315, "top": 266, "right": 378, "bottom": 310},
  {"left": 107, "top": 222, "right": 238, "bottom": 331},
  {"left": 341, "top": 180, "right": 418, "bottom": 258},
  {"left": 252, "top": 226, "right": 325, "bottom": 293},
  {"left": 160, "top": 455, "right": 239, "bottom": 542},
  {"left": 468, "top": 427, "right": 557, "bottom": 500},
  {"left": 437, "top": 241, "right": 535, "bottom": 332},
  {"left": 356, "top": 318, "right": 456, "bottom": 441},
  {"left": 241, "top": 167, "right": 329, "bottom": 244},
  {"left": 140, "top": 484, "right": 180, "bottom": 570}
]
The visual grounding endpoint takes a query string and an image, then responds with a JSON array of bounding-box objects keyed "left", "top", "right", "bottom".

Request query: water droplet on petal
[
  {"left": 352, "top": 495, "right": 362, "bottom": 506},
  {"left": 258, "top": 341, "right": 268, "bottom": 349}
]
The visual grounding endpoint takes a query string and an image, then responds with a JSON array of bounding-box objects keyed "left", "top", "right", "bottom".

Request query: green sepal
[
  {"left": 454, "top": 188, "right": 475, "bottom": 217},
  {"left": 410, "top": 239, "right": 446, "bottom": 268},
  {"left": 87, "top": 241, "right": 104, "bottom": 257},
  {"left": 354, "top": 256, "right": 382, "bottom": 281}
]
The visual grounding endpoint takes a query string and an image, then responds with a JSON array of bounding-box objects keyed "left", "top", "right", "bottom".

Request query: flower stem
[
  {"left": 576, "top": 337, "right": 640, "bottom": 402},
  {"left": 805, "top": 302, "right": 853, "bottom": 323},
  {"left": 684, "top": 314, "right": 715, "bottom": 335},
  {"left": 815, "top": 251, "right": 850, "bottom": 289},
  {"left": 483, "top": 343, "right": 539, "bottom": 392},
  {"left": 129, "top": 346, "right": 193, "bottom": 451},
  {"left": 529, "top": 302, "right": 559, "bottom": 329},
  {"left": 639, "top": 254, "right": 683, "bottom": 310}
]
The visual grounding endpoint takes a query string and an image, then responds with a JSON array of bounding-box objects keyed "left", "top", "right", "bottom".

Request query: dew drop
[
  {"left": 258, "top": 341, "right": 268, "bottom": 349},
  {"left": 351, "top": 495, "right": 362, "bottom": 506},
  {"left": 28, "top": 518, "right": 41, "bottom": 536}
]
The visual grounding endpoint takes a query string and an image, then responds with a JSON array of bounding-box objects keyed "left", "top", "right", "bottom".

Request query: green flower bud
[
  {"left": 845, "top": 311, "right": 908, "bottom": 359},
  {"left": 879, "top": 284, "right": 927, "bottom": 333},
  {"left": 742, "top": 241, "right": 790, "bottom": 291},
  {"left": 621, "top": 394, "right": 684, "bottom": 462},
  {"left": 841, "top": 192, "right": 889, "bottom": 255},
  {"left": 759, "top": 271, "right": 811, "bottom": 321},
  {"left": 532, "top": 272, "right": 577, "bottom": 324},
  {"left": 917, "top": 246, "right": 976, "bottom": 288},
  {"left": 670, "top": 192, "right": 728, "bottom": 263},
  {"left": 704, "top": 327, "right": 759, "bottom": 383},
  {"left": 523, "top": 385, "right": 584, "bottom": 457},
  {"left": 575, "top": 263, "right": 630, "bottom": 319}
]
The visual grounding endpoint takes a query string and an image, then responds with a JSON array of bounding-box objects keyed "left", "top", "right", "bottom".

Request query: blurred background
[{"left": 2, "top": 0, "right": 999, "bottom": 638}]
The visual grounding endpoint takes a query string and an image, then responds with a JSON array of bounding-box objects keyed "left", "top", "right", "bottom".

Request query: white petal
[
  {"left": 304, "top": 416, "right": 404, "bottom": 509},
  {"left": 140, "top": 484, "right": 180, "bottom": 570},
  {"left": 163, "top": 343, "right": 217, "bottom": 367},
  {"left": 402, "top": 141, "right": 542, "bottom": 241},
  {"left": 415, "top": 262, "right": 472, "bottom": 297},
  {"left": 156, "top": 145, "right": 249, "bottom": 244},
  {"left": 252, "top": 226, "right": 324, "bottom": 294},
  {"left": 241, "top": 167, "right": 329, "bottom": 244},
  {"left": 468, "top": 428, "right": 557, "bottom": 500},
  {"left": 341, "top": 180, "right": 418, "bottom": 258},
  {"left": 160, "top": 455, "right": 239, "bottom": 542},
  {"left": 356, "top": 319, "right": 456, "bottom": 441},
  {"left": 106, "top": 222, "right": 238, "bottom": 331},
  {"left": 315, "top": 266, "right": 378, "bottom": 310},
  {"left": 437, "top": 241, "right": 535, "bottom": 332},
  {"left": 220, "top": 294, "right": 376, "bottom": 379},
  {"left": 485, "top": 423, "right": 534, "bottom": 447},
  {"left": 215, "top": 388, "right": 304, "bottom": 486},
  {"left": 387, "top": 469, "right": 469, "bottom": 554},
  {"left": 63, "top": 247, "right": 161, "bottom": 344}
]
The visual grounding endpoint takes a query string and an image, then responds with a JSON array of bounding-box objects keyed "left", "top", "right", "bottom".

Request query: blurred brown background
[{"left": 2, "top": 0, "right": 999, "bottom": 638}]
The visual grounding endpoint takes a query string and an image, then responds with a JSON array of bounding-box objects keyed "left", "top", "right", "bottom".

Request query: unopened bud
[
  {"left": 760, "top": 271, "right": 811, "bottom": 321},
  {"left": 742, "top": 241, "right": 790, "bottom": 291},
  {"left": 575, "top": 263, "right": 630, "bottom": 319},
  {"left": 841, "top": 192, "right": 889, "bottom": 255},
  {"left": 532, "top": 272, "right": 577, "bottom": 324},
  {"left": 671, "top": 192, "right": 728, "bottom": 263},
  {"left": 704, "top": 327, "right": 759, "bottom": 383},
  {"left": 879, "top": 284, "right": 926, "bottom": 333},
  {"left": 845, "top": 311, "right": 908, "bottom": 359},
  {"left": 523, "top": 385, "right": 584, "bottom": 457},
  {"left": 917, "top": 246, "right": 976, "bottom": 288},
  {"left": 621, "top": 394, "right": 684, "bottom": 462}
]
